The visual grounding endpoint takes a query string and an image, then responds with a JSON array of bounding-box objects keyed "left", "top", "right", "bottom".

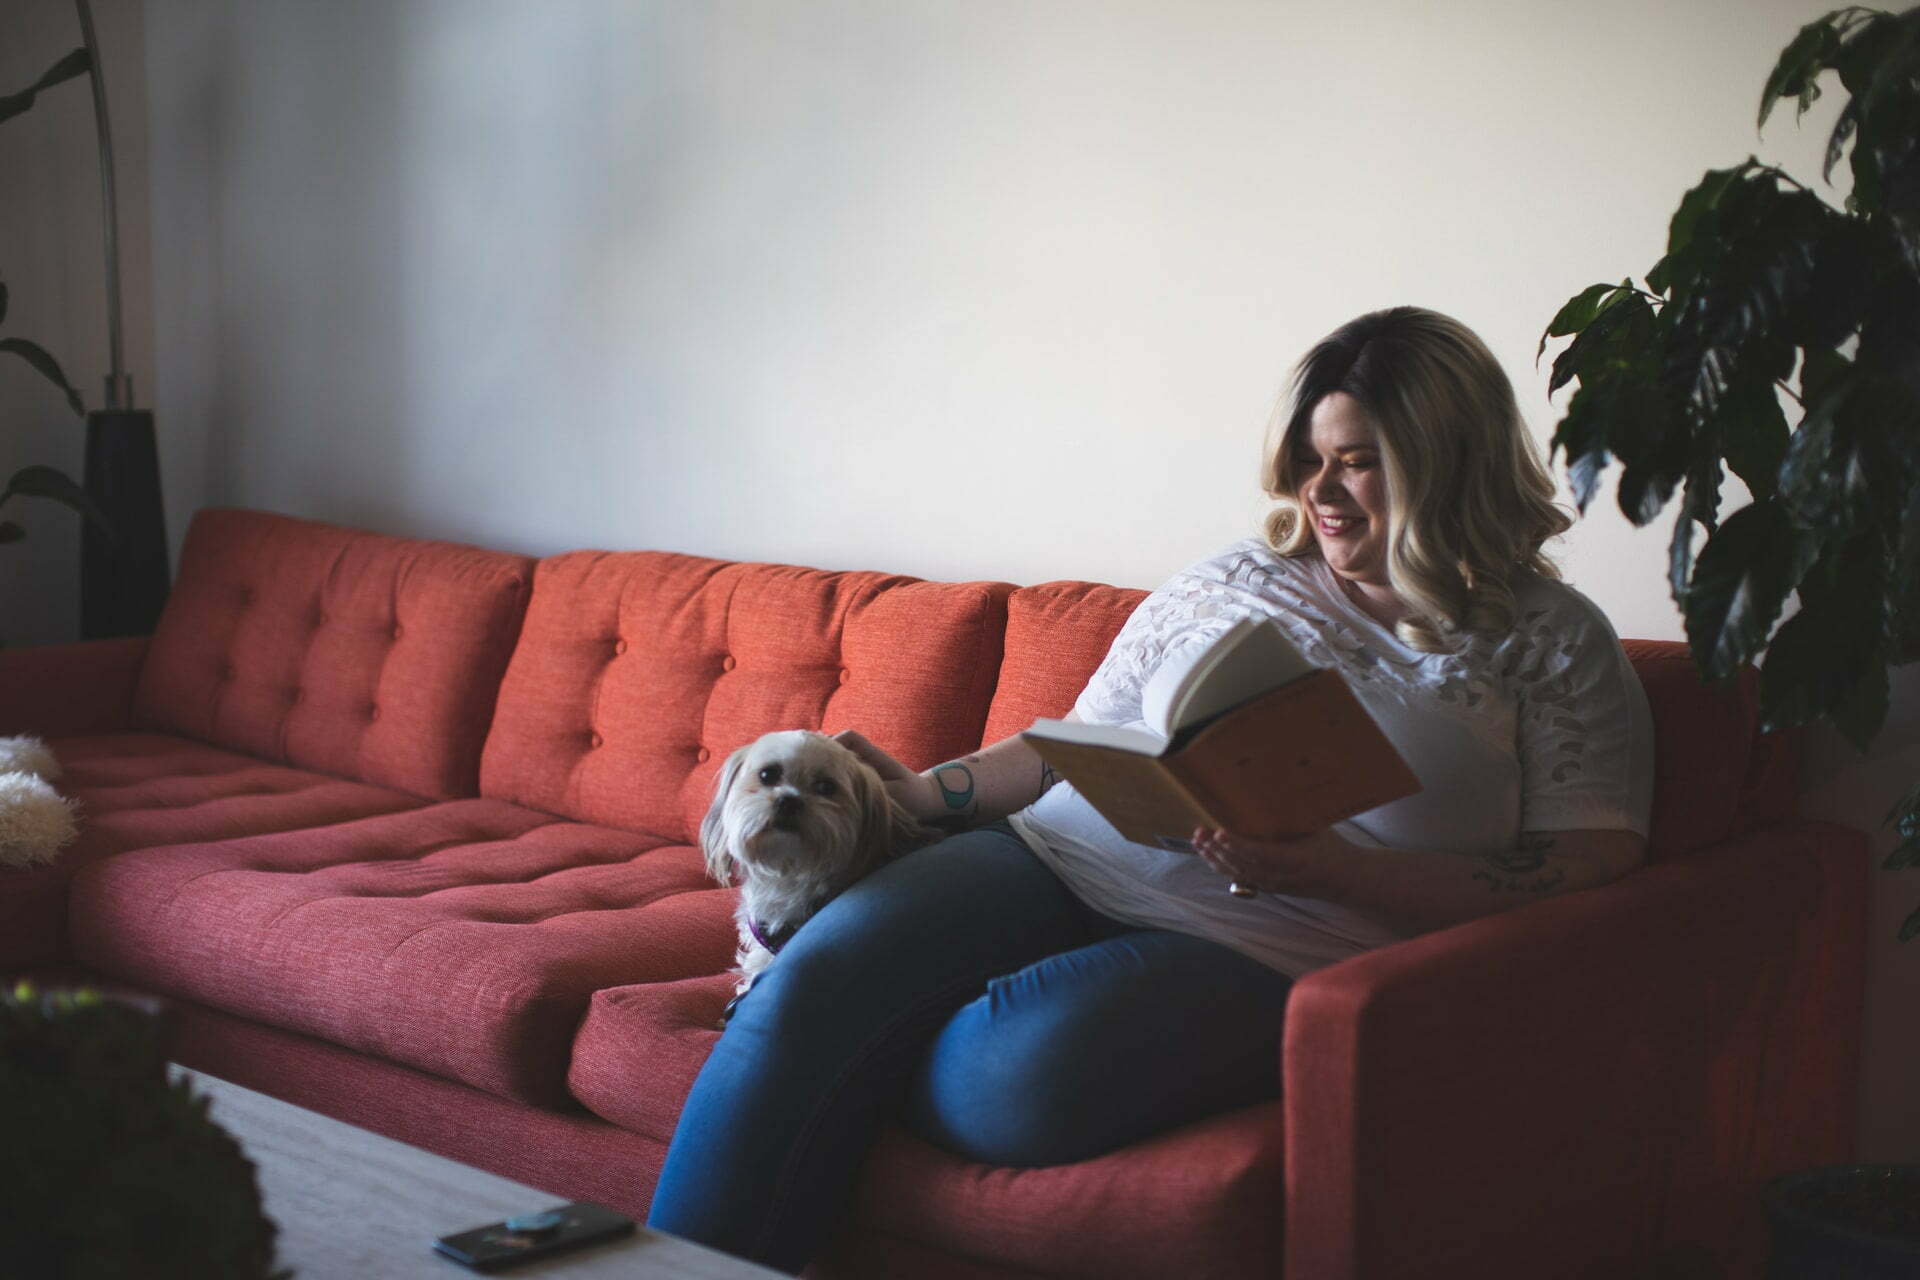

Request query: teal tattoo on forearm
[
  {"left": 1472, "top": 833, "right": 1568, "bottom": 894},
  {"left": 933, "top": 761, "right": 977, "bottom": 813},
  {"left": 1039, "top": 761, "right": 1061, "bottom": 794}
]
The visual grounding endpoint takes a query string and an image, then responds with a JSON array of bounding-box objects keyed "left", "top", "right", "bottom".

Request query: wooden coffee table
[{"left": 174, "top": 1069, "right": 782, "bottom": 1279}]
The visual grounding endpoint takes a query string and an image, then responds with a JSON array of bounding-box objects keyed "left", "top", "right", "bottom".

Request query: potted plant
[
  {"left": 1538, "top": 5, "right": 1919, "bottom": 1273},
  {"left": 0, "top": 52, "right": 109, "bottom": 618},
  {"left": 0, "top": 983, "right": 289, "bottom": 1279},
  {"left": 2, "top": 0, "right": 168, "bottom": 642}
]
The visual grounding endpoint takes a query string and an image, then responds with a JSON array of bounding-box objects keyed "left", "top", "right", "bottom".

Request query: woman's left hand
[{"left": 1191, "top": 825, "right": 1356, "bottom": 901}]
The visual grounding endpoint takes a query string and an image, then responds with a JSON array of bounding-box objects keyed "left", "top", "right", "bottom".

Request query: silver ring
[{"left": 1228, "top": 881, "right": 1258, "bottom": 899}]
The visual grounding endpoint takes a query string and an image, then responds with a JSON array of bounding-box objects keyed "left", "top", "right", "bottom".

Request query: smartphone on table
[{"left": 433, "top": 1201, "right": 635, "bottom": 1271}]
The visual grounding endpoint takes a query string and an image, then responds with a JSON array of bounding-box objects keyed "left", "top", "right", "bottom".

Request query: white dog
[{"left": 701, "top": 730, "right": 939, "bottom": 1021}]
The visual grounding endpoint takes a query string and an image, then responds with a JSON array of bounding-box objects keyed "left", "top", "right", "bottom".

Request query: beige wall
[{"left": 12, "top": 0, "right": 1909, "bottom": 1155}]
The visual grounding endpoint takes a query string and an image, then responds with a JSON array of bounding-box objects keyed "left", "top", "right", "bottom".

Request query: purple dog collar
[{"left": 748, "top": 916, "right": 798, "bottom": 955}]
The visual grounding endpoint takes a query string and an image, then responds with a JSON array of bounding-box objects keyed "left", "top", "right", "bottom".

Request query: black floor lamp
[{"left": 74, "top": 0, "right": 168, "bottom": 640}]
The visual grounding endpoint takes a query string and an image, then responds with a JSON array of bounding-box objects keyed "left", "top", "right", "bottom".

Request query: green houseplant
[
  {"left": 1540, "top": 8, "right": 1920, "bottom": 1272},
  {"left": 0, "top": 983, "right": 288, "bottom": 1279},
  {"left": 1539, "top": 4, "right": 1920, "bottom": 947},
  {"left": 0, "top": 51, "right": 104, "bottom": 574},
  {"left": 2, "top": 0, "right": 167, "bottom": 643}
]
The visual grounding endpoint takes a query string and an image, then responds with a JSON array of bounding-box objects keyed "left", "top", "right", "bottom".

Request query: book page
[
  {"left": 1140, "top": 617, "right": 1316, "bottom": 739},
  {"left": 1023, "top": 718, "right": 1169, "bottom": 756}
]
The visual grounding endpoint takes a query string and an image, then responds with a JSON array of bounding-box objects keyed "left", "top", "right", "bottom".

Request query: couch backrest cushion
[
  {"left": 479, "top": 551, "right": 1011, "bottom": 841},
  {"left": 1620, "top": 639, "right": 1763, "bottom": 860},
  {"left": 980, "top": 581, "right": 1149, "bottom": 745},
  {"left": 986, "top": 590, "right": 1771, "bottom": 860},
  {"left": 133, "top": 509, "right": 534, "bottom": 800}
]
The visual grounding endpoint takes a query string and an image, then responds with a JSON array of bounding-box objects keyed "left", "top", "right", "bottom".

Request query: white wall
[
  {"left": 113, "top": 0, "right": 1917, "bottom": 1160},
  {"left": 0, "top": 0, "right": 153, "bottom": 646}
]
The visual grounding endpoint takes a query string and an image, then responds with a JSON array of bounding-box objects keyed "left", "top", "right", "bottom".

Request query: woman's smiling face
[{"left": 1293, "top": 392, "right": 1390, "bottom": 589}]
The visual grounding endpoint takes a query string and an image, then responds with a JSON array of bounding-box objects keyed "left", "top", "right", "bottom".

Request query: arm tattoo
[
  {"left": 1471, "top": 832, "right": 1569, "bottom": 894},
  {"left": 932, "top": 759, "right": 978, "bottom": 816},
  {"left": 1038, "top": 760, "right": 1061, "bottom": 794}
]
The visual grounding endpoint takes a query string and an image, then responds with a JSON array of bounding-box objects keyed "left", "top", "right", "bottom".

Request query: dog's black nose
[{"left": 774, "top": 794, "right": 804, "bottom": 822}]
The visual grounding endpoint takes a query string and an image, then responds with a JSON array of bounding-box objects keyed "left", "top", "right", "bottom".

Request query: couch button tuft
[
  {"left": 614, "top": 639, "right": 628, "bottom": 656},
  {"left": 391, "top": 624, "right": 404, "bottom": 641},
  {"left": 696, "top": 747, "right": 711, "bottom": 763},
  {"left": 590, "top": 732, "right": 604, "bottom": 749},
  {"left": 288, "top": 687, "right": 303, "bottom": 704},
  {"left": 367, "top": 704, "right": 380, "bottom": 721},
  {"left": 838, "top": 668, "right": 851, "bottom": 685},
  {"left": 721, "top": 654, "right": 736, "bottom": 672}
]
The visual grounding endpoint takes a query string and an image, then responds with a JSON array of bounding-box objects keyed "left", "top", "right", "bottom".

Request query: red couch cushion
[
  {"left": 132, "top": 509, "right": 534, "bottom": 800},
  {"left": 0, "top": 731, "right": 430, "bottom": 969},
  {"left": 979, "top": 581, "right": 1147, "bottom": 745},
  {"left": 1620, "top": 640, "right": 1761, "bottom": 859},
  {"left": 67, "top": 799, "right": 738, "bottom": 1109},
  {"left": 570, "top": 975, "right": 1283, "bottom": 1279},
  {"left": 480, "top": 552, "right": 1010, "bottom": 841}
]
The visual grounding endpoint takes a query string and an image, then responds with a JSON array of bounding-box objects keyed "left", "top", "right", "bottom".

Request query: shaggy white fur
[
  {"left": 0, "top": 735, "right": 60, "bottom": 782},
  {"left": 0, "top": 771, "right": 79, "bottom": 869}
]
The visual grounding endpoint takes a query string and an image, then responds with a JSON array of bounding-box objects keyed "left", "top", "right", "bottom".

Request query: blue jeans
[{"left": 645, "top": 821, "right": 1295, "bottom": 1274}]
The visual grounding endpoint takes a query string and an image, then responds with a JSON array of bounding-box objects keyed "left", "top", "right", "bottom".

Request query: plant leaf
[
  {"left": 1759, "top": 15, "right": 1842, "bottom": 130},
  {"left": 1669, "top": 512, "right": 1697, "bottom": 608},
  {"left": 1684, "top": 498, "right": 1820, "bottom": 682},
  {"left": 1715, "top": 373, "right": 1791, "bottom": 502},
  {"left": 0, "top": 48, "right": 91, "bottom": 128},
  {"left": 0, "top": 465, "right": 112, "bottom": 536},
  {"left": 1538, "top": 281, "right": 1626, "bottom": 362},
  {"left": 1759, "top": 533, "right": 1887, "bottom": 743},
  {"left": 0, "top": 338, "right": 84, "bottom": 416}
]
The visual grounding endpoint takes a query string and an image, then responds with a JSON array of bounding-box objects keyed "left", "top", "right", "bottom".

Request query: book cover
[{"left": 1022, "top": 618, "right": 1419, "bottom": 849}]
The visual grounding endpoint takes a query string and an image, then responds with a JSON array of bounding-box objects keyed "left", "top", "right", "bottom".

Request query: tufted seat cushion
[
  {"left": 479, "top": 552, "right": 1012, "bottom": 840},
  {"left": 1, "top": 731, "right": 431, "bottom": 967},
  {"left": 132, "top": 509, "right": 535, "bottom": 800},
  {"left": 68, "top": 798, "right": 739, "bottom": 1109}
]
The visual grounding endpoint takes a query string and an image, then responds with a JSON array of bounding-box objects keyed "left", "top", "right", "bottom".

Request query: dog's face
[{"left": 701, "top": 730, "right": 916, "bottom": 889}]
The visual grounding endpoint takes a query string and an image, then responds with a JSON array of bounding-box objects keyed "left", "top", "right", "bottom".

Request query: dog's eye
[
  {"left": 757, "top": 764, "right": 782, "bottom": 785},
  {"left": 812, "top": 779, "right": 838, "bottom": 798}
]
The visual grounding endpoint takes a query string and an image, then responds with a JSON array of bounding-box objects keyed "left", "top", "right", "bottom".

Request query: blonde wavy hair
[{"left": 1261, "top": 307, "right": 1571, "bottom": 653}]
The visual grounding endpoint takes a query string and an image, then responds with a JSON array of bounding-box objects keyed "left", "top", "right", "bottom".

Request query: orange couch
[{"left": 0, "top": 507, "right": 1866, "bottom": 1279}]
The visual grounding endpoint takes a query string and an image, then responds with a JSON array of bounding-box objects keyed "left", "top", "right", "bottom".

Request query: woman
[{"left": 646, "top": 306, "right": 1654, "bottom": 1274}]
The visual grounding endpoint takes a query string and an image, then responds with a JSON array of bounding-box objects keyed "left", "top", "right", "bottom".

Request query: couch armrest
[
  {"left": 0, "top": 636, "right": 148, "bottom": 737},
  {"left": 1282, "top": 820, "right": 1868, "bottom": 1280}
]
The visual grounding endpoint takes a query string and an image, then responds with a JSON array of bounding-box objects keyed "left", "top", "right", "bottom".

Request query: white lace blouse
[{"left": 1007, "top": 538, "right": 1655, "bottom": 978}]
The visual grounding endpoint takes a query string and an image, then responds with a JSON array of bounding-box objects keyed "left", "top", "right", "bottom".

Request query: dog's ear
[{"left": 701, "top": 746, "right": 750, "bottom": 885}]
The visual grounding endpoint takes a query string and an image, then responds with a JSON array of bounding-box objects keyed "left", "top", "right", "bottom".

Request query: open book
[{"left": 1022, "top": 616, "right": 1420, "bottom": 850}]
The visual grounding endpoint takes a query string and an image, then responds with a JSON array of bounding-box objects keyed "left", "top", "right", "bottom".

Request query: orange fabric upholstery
[
  {"left": 480, "top": 551, "right": 1011, "bottom": 841},
  {"left": 1621, "top": 640, "right": 1766, "bottom": 859},
  {"left": 69, "top": 799, "right": 737, "bottom": 1109},
  {"left": 132, "top": 509, "right": 534, "bottom": 800},
  {"left": 978, "top": 581, "right": 1147, "bottom": 745}
]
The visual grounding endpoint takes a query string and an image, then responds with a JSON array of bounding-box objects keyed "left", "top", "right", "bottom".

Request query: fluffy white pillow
[
  {"left": 0, "top": 735, "right": 61, "bottom": 782},
  {"left": 0, "top": 771, "right": 78, "bottom": 869}
]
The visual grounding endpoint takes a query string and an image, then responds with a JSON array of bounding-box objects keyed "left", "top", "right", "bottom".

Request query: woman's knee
[{"left": 903, "top": 933, "right": 1292, "bottom": 1167}]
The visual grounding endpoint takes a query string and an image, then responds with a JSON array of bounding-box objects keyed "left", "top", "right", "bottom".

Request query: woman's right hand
[{"left": 831, "top": 729, "right": 949, "bottom": 823}]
